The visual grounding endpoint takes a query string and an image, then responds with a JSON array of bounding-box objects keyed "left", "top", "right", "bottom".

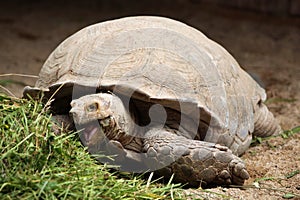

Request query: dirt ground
[{"left": 0, "top": 1, "right": 299, "bottom": 199}]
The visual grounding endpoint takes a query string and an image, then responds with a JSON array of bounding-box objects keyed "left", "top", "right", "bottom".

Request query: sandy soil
[{"left": 0, "top": 1, "right": 299, "bottom": 199}]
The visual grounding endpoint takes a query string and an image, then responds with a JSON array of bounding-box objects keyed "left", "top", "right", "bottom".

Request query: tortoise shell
[{"left": 23, "top": 16, "right": 278, "bottom": 155}]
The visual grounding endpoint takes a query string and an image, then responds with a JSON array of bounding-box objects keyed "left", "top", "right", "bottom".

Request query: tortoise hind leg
[
  {"left": 143, "top": 128, "right": 249, "bottom": 187},
  {"left": 253, "top": 102, "right": 281, "bottom": 137}
]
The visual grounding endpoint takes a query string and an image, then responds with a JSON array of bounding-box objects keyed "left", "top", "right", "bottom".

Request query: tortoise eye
[{"left": 86, "top": 102, "right": 99, "bottom": 112}]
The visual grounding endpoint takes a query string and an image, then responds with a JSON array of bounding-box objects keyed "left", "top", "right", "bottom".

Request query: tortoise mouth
[
  {"left": 78, "top": 121, "right": 105, "bottom": 146},
  {"left": 78, "top": 116, "right": 116, "bottom": 147}
]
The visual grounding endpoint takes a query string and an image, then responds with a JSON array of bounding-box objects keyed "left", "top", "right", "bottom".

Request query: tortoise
[{"left": 23, "top": 16, "right": 281, "bottom": 186}]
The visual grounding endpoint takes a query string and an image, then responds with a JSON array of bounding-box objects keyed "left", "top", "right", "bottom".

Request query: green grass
[
  {"left": 251, "top": 126, "right": 300, "bottom": 146},
  {"left": 0, "top": 94, "right": 185, "bottom": 200}
]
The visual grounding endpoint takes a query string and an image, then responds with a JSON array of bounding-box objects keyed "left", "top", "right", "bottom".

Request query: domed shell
[{"left": 23, "top": 16, "right": 266, "bottom": 154}]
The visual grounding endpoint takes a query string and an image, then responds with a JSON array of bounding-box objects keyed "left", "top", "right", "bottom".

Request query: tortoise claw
[{"left": 229, "top": 159, "right": 250, "bottom": 185}]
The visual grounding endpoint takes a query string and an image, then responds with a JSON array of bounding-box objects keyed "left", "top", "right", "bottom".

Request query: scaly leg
[{"left": 143, "top": 128, "right": 249, "bottom": 186}]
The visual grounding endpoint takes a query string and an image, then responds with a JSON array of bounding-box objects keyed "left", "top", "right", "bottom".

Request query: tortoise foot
[{"left": 143, "top": 128, "right": 250, "bottom": 186}]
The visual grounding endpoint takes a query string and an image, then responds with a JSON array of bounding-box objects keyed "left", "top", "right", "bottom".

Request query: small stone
[{"left": 222, "top": 188, "right": 228, "bottom": 192}]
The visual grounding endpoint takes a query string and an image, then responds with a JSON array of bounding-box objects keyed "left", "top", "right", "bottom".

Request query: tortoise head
[
  {"left": 70, "top": 92, "right": 137, "bottom": 149},
  {"left": 70, "top": 93, "right": 114, "bottom": 126},
  {"left": 69, "top": 93, "right": 121, "bottom": 146},
  {"left": 70, "top": 92, "right": 135, "bottom": 134}
]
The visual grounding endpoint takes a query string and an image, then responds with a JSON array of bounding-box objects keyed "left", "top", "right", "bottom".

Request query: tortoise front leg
[
  {"left": 51, "top": 115, "right": 75, "bottom": 135},
  {"left": 143, "top": 128, "right": 249, "bottom": 186}
]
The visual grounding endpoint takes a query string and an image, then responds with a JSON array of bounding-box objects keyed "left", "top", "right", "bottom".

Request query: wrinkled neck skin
[
  {"left": 106, "top": 94, "right": 139, "bottom": 144},
  {"left": 98, "top": 94, "right": 145, "bottom": 152}
]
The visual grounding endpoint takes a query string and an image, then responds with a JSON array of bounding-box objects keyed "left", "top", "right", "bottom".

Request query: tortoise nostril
[
  {"left": 69, "top": 108, "right": 78, "bottom": 118},
  {"left": 69, "top": 108, "right": 75, "bottom": 114}
]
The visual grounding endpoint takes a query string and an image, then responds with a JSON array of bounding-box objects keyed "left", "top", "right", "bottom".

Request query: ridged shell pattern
[{"left": 31, "top": 16, "right": 276, "bottom": 155}]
